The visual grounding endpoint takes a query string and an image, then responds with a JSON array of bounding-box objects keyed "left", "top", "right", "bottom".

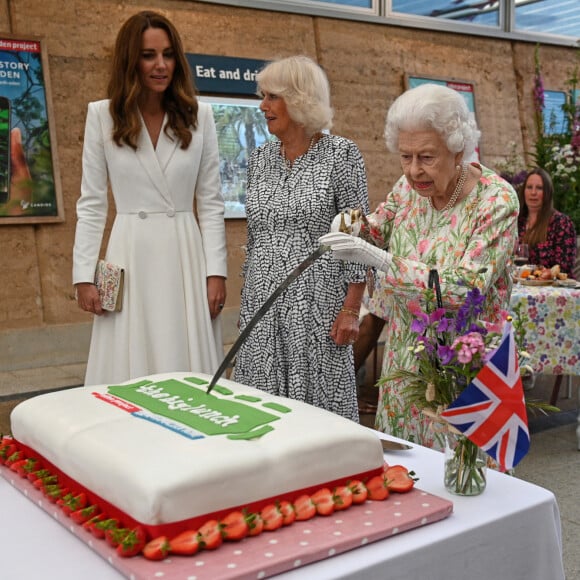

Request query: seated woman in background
[{"left": 518, "top": 168, "right": 577, "bottom": 277}]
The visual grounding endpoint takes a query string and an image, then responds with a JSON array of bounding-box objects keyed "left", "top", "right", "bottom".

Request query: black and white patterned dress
[{"left": 233, "top": 134, "right": 369, "bottom": 421}]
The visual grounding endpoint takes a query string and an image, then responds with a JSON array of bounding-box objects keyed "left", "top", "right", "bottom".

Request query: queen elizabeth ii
[{"left": 321, "top": 83, "right": 519, "bottom": 449}]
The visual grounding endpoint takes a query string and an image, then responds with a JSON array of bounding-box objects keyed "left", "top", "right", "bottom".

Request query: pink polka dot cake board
[{"left": 2, "top": 467, "right": 453, "bottom": 579}]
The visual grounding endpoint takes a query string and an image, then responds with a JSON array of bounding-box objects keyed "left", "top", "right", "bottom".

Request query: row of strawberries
[{"left": 1, "top": 435, "right": 417, "bottom": 561}]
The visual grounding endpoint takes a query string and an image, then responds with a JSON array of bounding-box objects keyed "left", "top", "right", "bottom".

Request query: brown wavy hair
[
  {"left": 107, "top": 11, "right": 198, "bottom": 150},
  {"left": 518, "top": 167, "right": 555, "bottom": 246}
]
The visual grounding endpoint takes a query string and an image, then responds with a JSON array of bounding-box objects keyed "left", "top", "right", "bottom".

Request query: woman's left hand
[
  {"left": 207, "top": 276, "right": 226, "bottom": 320},
  {"left": 330, "top": 310, "right": 360, "bottom": 346}
]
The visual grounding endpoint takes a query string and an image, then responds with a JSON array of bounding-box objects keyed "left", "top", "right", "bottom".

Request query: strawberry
[
  {"left": 9, "top": 458, "right": 29, "bottom": 476},
  {"left": 106, "top": 527, "right": 130, "bottom": 548},
  {"left": 82, "top": 512, "right": 107, "bottom": 533},
  {"left": 311, "top": 488, "right": 335, "bottom": 516},
  {"left": 385, "top": 465, "right": 418, "bottom": 493},
  {"left": 10, "top": 457, "right": 37, "bottom": 477},
  {"left": 246, "top": 512, "right": 264, "bottom": 536},
  {"left": 20, "top": 457, "right": 39, "bottom": 476},
  {"left": 221, "top": 510, "right": 249, "bottom": 541},
  {"left": 332, "top": 485, "right": 353, "bottom": 511},
  {"left": 70, "top": 504, "right": 100, "bottom": 525},
  {"left": 61, "top": 492, "right": 88, "bottom": 516},
  {"left": 33, "top": 474, "right": 58, "bottom": 489},
  {"left": 143, "top": 536, "right": 170, "bottom": 561},
  {"left": 260, "top": 503, "right": 283, "bottom": 531},
  {"left": 91, "top": 518, "right": 120, "bottom": 539},
  {"left": 57, "top": 492, "right": 74, "bottom": 511},
  {"left": 169, "top": 529, "right": 200, "bottom": 555},
  {"left": 365, "top": 475, "right": 389, "bottom": 501},
  {"left": 278, "top": 500, "right": 296, "bottom": 526},
  {"left": 4, "top": 449, "right": 23, "bottom": 467},
  {"left": 348, "top": 479, "right": 368, "bottom": 504},
  {"left": 44, "top": 484, "right": 69, "bottom": 503},
  {"left": 293, "top": 494, "right": 316, "bottom": 521},
  {"left": 198, "top": 519, "right": 222, "bottom": 550},
  {"left": 116, "top": 526, "right": 148, "bottom": 558},
  {"left": 0, "top": 441, "right": 17, "bottom": 465},
  {"left": 28, "top": 468, "right": 50, "bottom": 483}
]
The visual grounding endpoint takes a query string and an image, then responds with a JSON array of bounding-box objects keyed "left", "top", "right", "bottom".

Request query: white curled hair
[
  {"left": 256, "top": 55, "right": 334, "bottom": 136},
  {"left": 384, "top": 83, "right": 480, "bottom": 159}
]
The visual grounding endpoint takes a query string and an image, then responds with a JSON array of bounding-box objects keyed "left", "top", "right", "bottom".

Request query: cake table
[{"left": 1, "top": 433, "right": 565, "bottom": 580}]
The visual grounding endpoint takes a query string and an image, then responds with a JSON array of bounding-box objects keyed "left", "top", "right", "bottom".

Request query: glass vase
[{"left": 444, "top": 433, "right": 487, "bottom": 496}]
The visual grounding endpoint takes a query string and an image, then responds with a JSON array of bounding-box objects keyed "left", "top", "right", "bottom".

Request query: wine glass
[
  {"left": 513, "top": 243, "right": 530, "bottom": 283},
  {"left": 514, "top": 243, "right": 530, "bottom": 268}
]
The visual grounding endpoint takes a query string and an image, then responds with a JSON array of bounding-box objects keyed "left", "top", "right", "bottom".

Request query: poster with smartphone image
[
  {"left": 0, "top": 36, "right": 63, "bottom": 223},
  {"left": 0, "top": 95, "right": 10, "bottom": 204}
]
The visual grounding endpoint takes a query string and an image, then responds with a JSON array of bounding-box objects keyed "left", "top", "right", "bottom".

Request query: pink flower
[
  {"left": 408, "top": 300, "right": 423, "bottom": 316},
  {"left": 417, "top": 239, "right": 430, "bottom": 253},
  {"left": 452, "top": 332, "right": 486, "bottom": 363}
]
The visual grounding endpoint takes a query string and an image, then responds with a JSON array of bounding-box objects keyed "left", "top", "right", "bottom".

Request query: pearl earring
[{"left": 456, "top": 164, "right": 461, "bottom": 171}]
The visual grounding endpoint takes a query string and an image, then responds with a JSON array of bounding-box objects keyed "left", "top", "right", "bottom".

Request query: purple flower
[
  {"left": 437, "top": 344, "right": 456, "bottom": 365},
  {"left": 456, "top": 288, "right": 485, "bottom": 334},
  {"left": 410, "top": 316, "right": 428, "bottom": 335},
  {"left": 533, "top": 74, "right": 544, "bottom": 113}
]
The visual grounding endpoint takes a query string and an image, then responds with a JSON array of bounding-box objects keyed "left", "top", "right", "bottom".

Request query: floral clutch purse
[{"left": 94, "top": 260, "right": 125, "bottom": 312}]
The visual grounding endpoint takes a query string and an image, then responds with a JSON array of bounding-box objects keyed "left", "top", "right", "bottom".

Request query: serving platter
[
  {"left": 553, "top": 279, "right": 580, "bottom": 288},
  {"left": 517, "top": 278, "right": 554, "bottom": 286}
]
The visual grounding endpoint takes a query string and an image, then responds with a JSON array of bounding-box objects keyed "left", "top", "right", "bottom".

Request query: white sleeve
[
  {"left": 72, "top": 102, "right": 109, "bottom": 284},
  {"left": 194, "top": 103, "right": 227, "bottom": 279}
]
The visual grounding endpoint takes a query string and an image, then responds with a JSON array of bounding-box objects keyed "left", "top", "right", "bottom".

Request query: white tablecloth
[{"left": 0, "top": 434, "right": 565, "bottom": 580}]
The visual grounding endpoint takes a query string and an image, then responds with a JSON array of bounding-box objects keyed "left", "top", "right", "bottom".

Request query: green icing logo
[{"left": 107, "top": 378, "right": 284, "bottom": 438}]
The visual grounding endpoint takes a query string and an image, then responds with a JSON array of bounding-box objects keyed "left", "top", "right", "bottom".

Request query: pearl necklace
[
  {"left": 280, "top": 134, "right": 317, "bottom": 172},
  {"left": 429, "top": 163, "right": 469, "bottom": 212}
]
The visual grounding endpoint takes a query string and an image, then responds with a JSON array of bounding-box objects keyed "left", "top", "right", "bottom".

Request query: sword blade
[{"left": 206, "top": 245, "right": 330, "bottom": 394}]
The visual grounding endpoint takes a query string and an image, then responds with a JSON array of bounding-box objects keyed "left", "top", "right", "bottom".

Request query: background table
[
  {"left": 0, "top": 434, "right": 565, "bottom": 580},
  {"left": 510, "top": 284, "right": 580, "bottom": 376},
  {"left": 510, "top": 284, "right": 580, "bottom": 448}
]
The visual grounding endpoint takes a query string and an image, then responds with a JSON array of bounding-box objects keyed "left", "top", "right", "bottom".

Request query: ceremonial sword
[{"left": 206, "top": 245, "right": 330, "bottom": 394}]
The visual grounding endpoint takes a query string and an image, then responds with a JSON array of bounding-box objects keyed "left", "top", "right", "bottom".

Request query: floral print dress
[{"left": 365, "top": 164, "right": 519, "bottom": 448}]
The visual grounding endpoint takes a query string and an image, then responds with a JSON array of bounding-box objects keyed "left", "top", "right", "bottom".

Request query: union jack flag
[{"left": 441, "top": 322, "right": 530, "bottom": 471}]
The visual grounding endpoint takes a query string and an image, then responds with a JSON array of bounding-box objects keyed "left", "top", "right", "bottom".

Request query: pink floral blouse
[{"left": 365, "top": 164, "right": 519, "bottom": 448}]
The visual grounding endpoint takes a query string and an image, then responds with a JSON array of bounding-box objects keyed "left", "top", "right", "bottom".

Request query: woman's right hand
[
  {"left": 319, "top": 232, "right": 391, "bottom": 271},
  {"left": 75, "top": 283, "right": 104, "bottom": 315}
]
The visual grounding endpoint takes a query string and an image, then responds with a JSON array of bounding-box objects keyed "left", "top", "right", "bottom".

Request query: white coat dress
[{"left": 73, "top": 100, "right": 227, "bottom": 386}]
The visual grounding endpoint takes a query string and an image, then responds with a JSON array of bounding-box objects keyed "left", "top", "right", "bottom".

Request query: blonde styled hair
[
  {"left": 384, "top": 83, "right": 480, "bottom": 159},
  {"left": 257, "top": 55, "right": 333, "bottom": 135}
]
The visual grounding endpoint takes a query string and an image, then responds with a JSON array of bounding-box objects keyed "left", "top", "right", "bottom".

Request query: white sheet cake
[{"left": 10, "top": 372, "right": 384, "bottom": 530}]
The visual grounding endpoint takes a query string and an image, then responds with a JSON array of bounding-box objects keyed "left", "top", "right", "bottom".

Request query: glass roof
[{"left": 391, "top": 0, "right": 580, "bottom": 37}]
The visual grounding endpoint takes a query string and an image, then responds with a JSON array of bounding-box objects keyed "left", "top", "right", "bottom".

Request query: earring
[{"left": 455, "top": 164, "right": 461, "bottom": 171}]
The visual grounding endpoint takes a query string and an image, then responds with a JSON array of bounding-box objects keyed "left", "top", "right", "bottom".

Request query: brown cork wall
[{"left": 0, "top": 0, "right": 576, "bottom": 373}]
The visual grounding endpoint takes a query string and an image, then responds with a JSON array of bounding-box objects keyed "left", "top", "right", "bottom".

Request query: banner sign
[
  {"left": 0, "top": 35, "right": 63, "bottom": 224},
  {"left": 186, "top": 54, "right": 267, "bottom": 96}
]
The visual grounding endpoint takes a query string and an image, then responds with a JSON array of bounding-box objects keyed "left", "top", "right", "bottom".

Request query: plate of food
[{"left": 517, "top": 264, "right": 567, "bottom": 286}]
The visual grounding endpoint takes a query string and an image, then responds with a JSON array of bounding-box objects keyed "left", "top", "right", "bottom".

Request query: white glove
[{"left": 319, "top": 232, "right": 391, "bottom": 272}]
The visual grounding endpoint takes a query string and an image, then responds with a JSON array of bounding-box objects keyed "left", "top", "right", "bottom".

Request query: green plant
[{"left": 532, "top": 45, "right": 580, "bottom": 233}]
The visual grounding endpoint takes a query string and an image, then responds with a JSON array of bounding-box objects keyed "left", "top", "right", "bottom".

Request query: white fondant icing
[{"left": 11, "top": 372, "right": 384, "bottom": 526}]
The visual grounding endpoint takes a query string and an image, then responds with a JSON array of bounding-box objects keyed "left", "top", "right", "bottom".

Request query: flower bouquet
[{"left": 384, "top": 281, "right": 552, "bottom": 496}]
